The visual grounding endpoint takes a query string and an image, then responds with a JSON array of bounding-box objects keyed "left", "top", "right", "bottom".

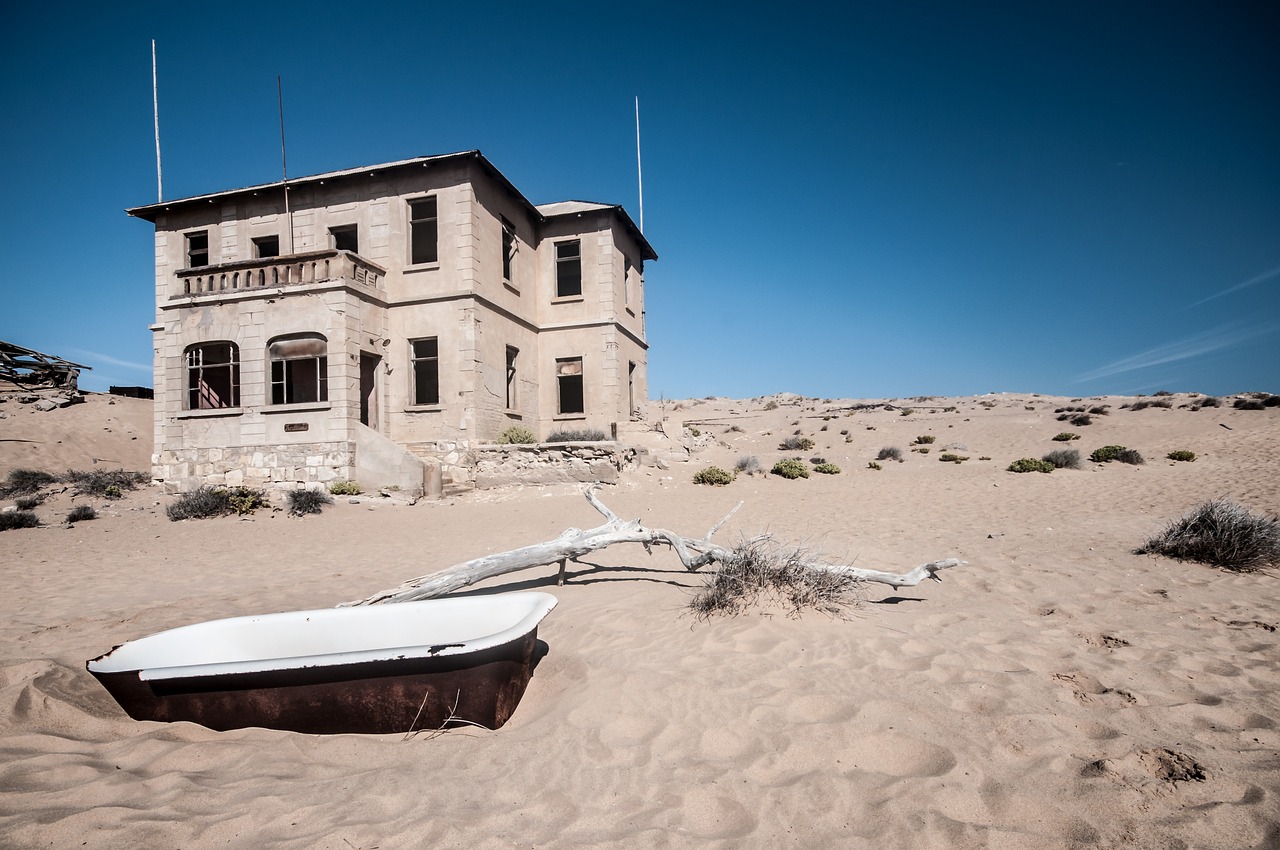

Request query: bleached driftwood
[{"left": 344, "top": 485, "right": 961, "bottom": 606}]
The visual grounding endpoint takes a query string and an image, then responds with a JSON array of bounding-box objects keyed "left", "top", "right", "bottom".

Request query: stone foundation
[
  {"left": 153, "top": 441, "right": 354, "bottom": 494},
  {"left": 471, "top": 442, "right": 638, "bottom": 489}
]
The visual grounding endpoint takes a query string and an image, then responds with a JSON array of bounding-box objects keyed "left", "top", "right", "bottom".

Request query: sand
[{"left": 1, "top": 391, "right": 1278, "bottom": 849}]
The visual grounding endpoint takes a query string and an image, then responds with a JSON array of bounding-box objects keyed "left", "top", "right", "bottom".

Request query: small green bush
[
  {"left": 1090, "top": 445, "right": 1126, "bottom": 463},
  {"left": 1052, "top": 432, "right": 1080, "bottom": 442},
  {"left": 1042, "top": 448, "right": 1081, "bottom": 469},
  {"left": 66, "top": 504, "right": 97, "bottom": 523},
  {"left": 778, "top": 436, "right": 815, "bottom": 451},
  {"left": 1008, "top": 458, "right": 1054, "bottom": 474},
  {"left": 813, "top": 463, "right": 841, "bottom": 475},
  {"left": 496, "top": 425, "right": 536, "bottom": 444},
  {"left": 1136, "top": 498, "right": 1280, "bottom": 571},
  {"left": 912, "top": 446, "right": 931, "bottom": 454},
  {"left": 546, "top": 428, "right": 608, "bottom": 442},
  {"left": 1167, "top": 450, "right": 1196, "bottom": 462},
  {"left": 287, "top": 488, "right": 333, "bottom": 516},
  {"left": 867, "top": 461, "right": 882, "bottom": 470},
  {"left": 734, "top": 455, "right": 762, "bottom": 476},
  {"left": 2, "top": 469, "right": 57, "bottom": 496},
  {"left": 693, "top": 466, "right": 735, "bottom": 486},
  {"left": 227, "top": 487, "right": 268, "bottom": 514},
  {"left": 939, "top": 453, "right": 969, "bottom": 464},
  {"left": 687, "top": 427, "right": 702, "bottom": 438},
  {"left": 771, "top": 459, "right": 810, "bottom": 479},
  {"left": 914, "top": 435, "right": 936, "bottom": 445},
  {"left": 0, "top": 511, "right": 40, "bottom": 531},
  {"left": 329, "top": 480, "right": 362, "bottom": 496}
]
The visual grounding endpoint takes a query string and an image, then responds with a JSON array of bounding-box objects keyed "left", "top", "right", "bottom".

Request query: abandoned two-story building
[{"left": 127, "top": 150, "right": 655, "bottom": 494}]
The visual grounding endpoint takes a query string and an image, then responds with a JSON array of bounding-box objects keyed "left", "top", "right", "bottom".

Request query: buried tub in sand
[{"left": 87, "top": 592, "right": 558, "bottom": 734}]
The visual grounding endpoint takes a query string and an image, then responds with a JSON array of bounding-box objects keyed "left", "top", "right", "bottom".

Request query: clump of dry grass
[
  {"left": 1136, "top": 498, "right": 1280, "bottom": 572},
  {"left": 689, "top": 541, "right": 863, "bottom": 619}
]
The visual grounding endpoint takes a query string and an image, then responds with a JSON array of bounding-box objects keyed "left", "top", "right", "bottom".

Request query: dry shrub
[
  {"left": 288, "top": 488, "right": 334, "bottom": 515},
  {"left": 778, "top": 435, "right": 815, "bottom": 451},
  {"left": 66, "top": 504, "right": 97, "bottom": 523},
  {"left": 0, "top": 511, "right": 40, "bottom": 531},
  {"left": 1136, "top": 498, "right": 1280, "bottom": 572},
  {"left": 2, "top": 469, "right": 57, "bottom": 497},
  {"left": 689, "top": 541, "right": 863, "bottom": 619},
  {"left": 64, "top": 469, "right": 149, "bottom": 498},
  {"left": 734, "top": 455, "right": 762, "bottom": 476},
  {"left": 1042, "top": 448, "right": 1081, "bottom": 469},
  {"left": 877, "top": 446, "right": 903, "bottom": 462}
]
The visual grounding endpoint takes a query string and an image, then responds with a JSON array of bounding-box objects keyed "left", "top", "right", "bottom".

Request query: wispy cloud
[
  {"left": 62, "top": 347, "right": 153, "bottom": 373},
  {"left": 1186, "top": 264, "right": 1280, "bottom": 309},
  {"left": 1075, "top": 322, "right": 1275, "bottom": 383}
]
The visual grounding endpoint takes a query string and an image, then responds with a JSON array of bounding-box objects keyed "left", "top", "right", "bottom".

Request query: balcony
[{"left": 174, "top": 250, "right": 385, "bottom": 299}]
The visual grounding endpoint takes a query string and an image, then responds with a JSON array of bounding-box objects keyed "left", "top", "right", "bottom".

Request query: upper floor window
[
  {"left": 409, "top": 197, "right": 438, "bottom": 265},
  {"left": 556, "top": 356, "right": 584, "bottom": 415},
  {"left": 253, "top": 235, "right": 280, "bottom": 259},
  {"left": 186, "top": 231, "right": 209, "bottom": 268},
  {"left": 623, "top": 256, "right": 632, "bottom": 306},
  {"left": 501, "top": 217, "right": 516, "bottom": 281},
  {"left": 555, "top": 240, "right": 581, "bottom": 298},
  {"left": 330, "top": 225, "right": 358, "bottom": 254},
  {"left": 268, "top": 334, "right": 328, "bottom": 405},
  {"left": 411, "top": 338, "right": 440, "bottom": 406},
  {"left": 185, "top": 342, "right": 239, "bottom": 410}
]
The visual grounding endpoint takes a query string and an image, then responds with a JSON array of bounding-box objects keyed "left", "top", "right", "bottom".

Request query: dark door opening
[{"left": 360, "top": 352, "right": 380, "bottom": 429}]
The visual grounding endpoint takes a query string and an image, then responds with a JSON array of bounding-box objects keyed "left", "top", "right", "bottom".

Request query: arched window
[
  {"left": 268, "top": 334, "right": 328, "bottom": 405},
  {"left": 185, "top": 342, "right": 240, "bottom": 409}
]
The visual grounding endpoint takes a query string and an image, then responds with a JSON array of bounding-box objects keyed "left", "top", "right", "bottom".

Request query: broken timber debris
[{"left": 345, "top": 484, "right": 962, "bottom": 606}]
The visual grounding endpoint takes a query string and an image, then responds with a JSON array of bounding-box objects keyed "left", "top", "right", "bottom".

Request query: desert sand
[{"left": 1, "top": 390, "right": 1278, "bottom": 849}]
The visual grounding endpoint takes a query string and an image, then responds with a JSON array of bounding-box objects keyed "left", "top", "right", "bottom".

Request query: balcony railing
[{"left": 174, "top": 250, "right": 385, "bottom": 298}]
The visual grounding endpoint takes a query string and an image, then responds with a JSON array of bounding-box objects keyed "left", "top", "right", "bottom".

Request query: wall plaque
[{"left": 284, "top": 423, "right": 308, "bottom": 432}]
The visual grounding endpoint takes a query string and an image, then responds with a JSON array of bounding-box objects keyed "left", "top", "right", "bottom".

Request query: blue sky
[{"left": 3, "top": 2, "right": 1277, "bottom": 399}]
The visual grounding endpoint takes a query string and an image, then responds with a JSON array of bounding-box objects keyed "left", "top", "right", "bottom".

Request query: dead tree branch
[{"left": 344, "top": 485, "right": 961, "bottom": 606}]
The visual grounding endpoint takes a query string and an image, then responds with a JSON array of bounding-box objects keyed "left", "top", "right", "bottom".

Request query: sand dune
[{"left": 1, "top": 391, "right": 1278, "bottom": 848}]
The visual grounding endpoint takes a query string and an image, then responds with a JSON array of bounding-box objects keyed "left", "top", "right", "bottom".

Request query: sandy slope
[{"left": 1, "top": 392, "right": 1278, "bottom": 849}]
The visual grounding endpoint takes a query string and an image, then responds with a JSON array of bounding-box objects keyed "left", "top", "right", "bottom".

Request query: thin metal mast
[
  {"left": 635, "top": 96, "right": 644, "bottom": 233},
  {"left": 278, "top": 76, "right": 293, "bottom": 254},
  {"left": 152, "top": 39, "right": 162, "bottom": 202}
]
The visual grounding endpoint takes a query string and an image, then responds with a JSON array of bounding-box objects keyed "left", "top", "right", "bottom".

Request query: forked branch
[{"left": 343, "top": 485, "right": 962, "bottom": 606}]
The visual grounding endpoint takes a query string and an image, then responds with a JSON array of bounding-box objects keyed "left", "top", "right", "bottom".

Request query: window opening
[
  {"left": 505, "top": 346, "right": 518, "bottom": 409},
  {"left": 409, "top": 197, "right": 438, "bottom": 265},
  {"left": 555, "top": 240, "right": 582, "bottom": 298},
  {"left": 186, "top": 231, "right": 209, "bottom": 268},
  {"left": 330, "top": 225, "right": 358, "bottom": 254},
  {"left": 501, "top": 217, "right": 516, "bottom": 281},
  {"left": 268, "top": 335, "right": 328, "bottom": 405},
  {"left": 185, "top": 342, "right": 239, "bottom": 409},
  {"left": 253, "top": 235, "right": 280, "bottom": 259},
  {"left": 556, "top": 357, "right": 584, "bottom": 415},
  {"left": 623, "top": 256, "right": 632, "bottom": 305},
  {"left": 411, "top": 337, "right": 440, "bottom": 406}
]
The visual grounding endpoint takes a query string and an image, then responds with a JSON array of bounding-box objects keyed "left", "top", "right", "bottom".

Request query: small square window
[
  {"left": 253, "top": 236, "right": 280, "bottom": 259},
  {"left": 330, "top": 225, "right": 358, "bottom": 254},
  {"left": 186, "top": 231, "right": 209, "bottom": 268}
]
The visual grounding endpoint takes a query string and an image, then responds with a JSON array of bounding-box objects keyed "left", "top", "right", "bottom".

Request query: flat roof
[{"left": 127, "top": 150, "right": 656, "bottom": 260}]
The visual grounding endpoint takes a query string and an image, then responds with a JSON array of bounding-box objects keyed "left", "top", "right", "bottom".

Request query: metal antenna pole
[
  {"left": 278, "top": 76, "right": 292, "bottom": 254},
  {"left": 635, "top": 96, "right": 644, "bottom": 233},
  {"left": 152, "top": 40, "right": 162, "bottom": 202}
]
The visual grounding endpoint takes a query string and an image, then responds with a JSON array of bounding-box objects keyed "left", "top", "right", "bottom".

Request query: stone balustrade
[{"left": 174, "top": 250, "right": 385, "bottom": 298}]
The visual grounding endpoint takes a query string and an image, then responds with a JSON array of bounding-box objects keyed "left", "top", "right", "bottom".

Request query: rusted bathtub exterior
[{"left": 87, "top": 593, "right": 556, "bottom": 734}]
